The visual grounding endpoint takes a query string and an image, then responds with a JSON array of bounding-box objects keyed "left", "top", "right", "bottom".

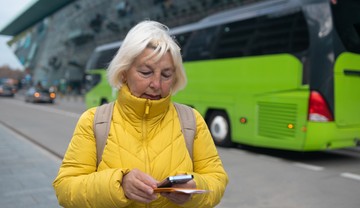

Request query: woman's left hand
[{"left": 160, "top": 180, "right": 196, "bottom": 204}]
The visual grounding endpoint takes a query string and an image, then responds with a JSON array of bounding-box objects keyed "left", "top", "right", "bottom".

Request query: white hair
[{"left": 107, "top": 20, "right": 187, "bottom": 94}]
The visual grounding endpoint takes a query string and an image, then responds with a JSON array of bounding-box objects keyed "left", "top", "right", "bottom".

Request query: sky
[{"left": 0, "top": 0, "right": 35, "bottom": 70}]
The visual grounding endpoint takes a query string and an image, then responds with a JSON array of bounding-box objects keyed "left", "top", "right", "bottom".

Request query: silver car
[{"left": 25, "top": 87, "right": 56, "bottom": 103}]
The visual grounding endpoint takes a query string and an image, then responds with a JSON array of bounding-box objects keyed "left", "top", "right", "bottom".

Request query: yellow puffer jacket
[{"left": 53, "top": 86, "right": 228, "bottom": 208}]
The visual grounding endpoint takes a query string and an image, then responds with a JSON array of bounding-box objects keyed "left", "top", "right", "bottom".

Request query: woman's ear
[{"left": 121, "top": 71, "right": 127, "bottom": 83}]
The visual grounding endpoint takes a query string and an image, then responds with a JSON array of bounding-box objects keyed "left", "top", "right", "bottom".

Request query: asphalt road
[{"left": 1, "top": 95, "right": 360, "bottom": 208}]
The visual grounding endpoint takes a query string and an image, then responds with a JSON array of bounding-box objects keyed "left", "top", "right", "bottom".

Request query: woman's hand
[
  {"left": 122, "top": 168, "right": 158, "bottom": 203},
  {"left": 160, "top": 179, "right": 196, "bottom": 204}
]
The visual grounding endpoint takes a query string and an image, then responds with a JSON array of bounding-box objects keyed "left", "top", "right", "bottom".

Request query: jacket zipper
[
  {"left": 143, "top": 101, "right": 151, "bottom": 208},
  {"left": 143, "top": 100, "right": 150, "bottom": 167}
]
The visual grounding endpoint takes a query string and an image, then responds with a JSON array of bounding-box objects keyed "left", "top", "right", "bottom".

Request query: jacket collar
[{"left": 116, "top": 85, "right": 171, "bottom": 119}]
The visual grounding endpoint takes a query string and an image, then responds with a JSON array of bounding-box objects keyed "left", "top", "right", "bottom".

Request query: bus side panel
[
  {"left": 304, "top": 122, "right": 358, "bottom": 150},
  {"left": 254, "top": 90, "right": 309, "bottom": 151},
  {"left": 173, "top": 54, "right": 306, "bottom": 149}
]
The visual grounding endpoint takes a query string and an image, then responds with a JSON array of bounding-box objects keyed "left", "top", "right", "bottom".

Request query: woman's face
[{"left": 124, "top": 48, "right": 176, "bottom": 100}]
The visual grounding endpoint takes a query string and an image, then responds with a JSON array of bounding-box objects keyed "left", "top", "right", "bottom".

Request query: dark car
[
  {"left": 25, "top": 87, "right": 56, "bottom": 103},
  {"left": 0, "top": 84, "right": 16, "bottom": 97}
]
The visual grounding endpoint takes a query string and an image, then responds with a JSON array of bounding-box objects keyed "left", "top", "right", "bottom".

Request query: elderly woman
[{"left": 53, "top": 20, "right": 228, "bottom": 208}]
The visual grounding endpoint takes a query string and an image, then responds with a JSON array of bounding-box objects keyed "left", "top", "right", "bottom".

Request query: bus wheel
[
  {"left": 100, "top": 99, "right": 108, "bottom": 105},
  {"left": 208, "top": 111, "right": 233, "bottom": 147}
]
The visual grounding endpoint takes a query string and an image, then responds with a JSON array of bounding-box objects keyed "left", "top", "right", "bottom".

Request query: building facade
[{"left": 2, "top": 0, "right": 261, "bottom": 93}]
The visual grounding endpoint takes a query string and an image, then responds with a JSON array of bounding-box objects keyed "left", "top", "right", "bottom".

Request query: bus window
[
  {"left": 216, "top": 18, "right": 257, "bottom": 58},
  {"left": 187, "top": 10, "right": 310, "bottom": 61},
  {"left": 331, "top": 0, "right": 360, "bottom": 53},
  {"left": 250, "top": 11, "right": 309, "bottom": 56},
  {"left": 84, "top": 73, "right": 101, "bottom": 92},
  {"left": 174, "top": 32, "right": 192, "bottom": 49},
  {"left": 183, "top": 26, "right": 220, "bottom": 61},
  {"left": 214, "top": 10, "right": 310, "bottom": 83},
  {"left": 87, "top": 48, "right": 119, "bottom": 70}
]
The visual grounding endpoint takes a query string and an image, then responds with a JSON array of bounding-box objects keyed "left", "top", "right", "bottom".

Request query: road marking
[
  {"left": 341, "top": 172, "right": 360, "bottom": 181},
  {"left": 293, "top": 162, "right": 324, "bottom": 171},
  {"left": 31, "top": 105, "right": 81, "bottom": 118},
  {"left": 4, "top": 99, "right": 81, "bottom": 118}
]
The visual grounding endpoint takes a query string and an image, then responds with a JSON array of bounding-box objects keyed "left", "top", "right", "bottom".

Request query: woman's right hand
[{"left": 122, "top": 168, "right": 158, "bottom": 203}]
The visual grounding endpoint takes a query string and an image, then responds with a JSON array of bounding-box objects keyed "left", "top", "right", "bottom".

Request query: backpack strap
[
  {"left": 174, "top": 102, "right": 196, "bottom": 160},
  {"left": 93, "top": 101, "right": 114, "bottom": 168}
]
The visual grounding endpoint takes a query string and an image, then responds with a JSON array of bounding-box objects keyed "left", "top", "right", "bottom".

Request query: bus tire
[
  {"left": 207, "top": 111, "right": 234, "bottom": 147},
  {"left": 100, "top": 99, "right": 108, "bottom": 105}
]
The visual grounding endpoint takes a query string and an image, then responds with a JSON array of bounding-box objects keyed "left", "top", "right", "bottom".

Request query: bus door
[{"left": 334, "top": 53, "right": 360, "bottom": 127}]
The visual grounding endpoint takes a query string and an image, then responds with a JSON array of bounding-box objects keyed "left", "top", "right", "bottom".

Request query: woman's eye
[
  {"left": 140, "top": 71, "right": 152, "bottom": 76},
  {"left": 162, "top": 70, "right": 174, "bottom": 79},
  {"left": 162, "top": 73, "right": 172, "bottom": 79}
]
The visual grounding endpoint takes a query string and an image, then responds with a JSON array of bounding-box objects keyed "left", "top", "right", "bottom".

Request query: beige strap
[
  {"left": 174, "top": 103, "right": 196, "bottom": 160},
  {"left": 93, "top": 102, "right": 114, "bottom": 168}
]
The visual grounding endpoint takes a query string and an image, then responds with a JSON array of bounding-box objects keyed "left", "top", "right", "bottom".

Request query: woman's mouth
[{"left": 142, "top": 94, "right": 161, "bottom": 100}]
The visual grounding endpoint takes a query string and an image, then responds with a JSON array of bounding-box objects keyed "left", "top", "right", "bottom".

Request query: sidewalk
[{"left": 0, "top": 123, "right": 61, "bottom": 208}]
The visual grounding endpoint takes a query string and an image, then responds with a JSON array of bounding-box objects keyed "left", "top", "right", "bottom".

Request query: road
[{"left": 0, "top": 95, "right": 360, "bottom": 208}]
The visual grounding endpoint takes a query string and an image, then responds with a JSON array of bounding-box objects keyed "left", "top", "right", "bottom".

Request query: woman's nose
[{"left": 150, "top": 75, "right": 161, "bottom": 89}]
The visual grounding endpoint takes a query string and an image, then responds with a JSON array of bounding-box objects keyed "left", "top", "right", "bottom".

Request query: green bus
[
  {"left": 85, "top": 0, "right": 360, "bottom": 151},
  {"left": 84, "top": 41, "right": 121, "bottom": 106}
]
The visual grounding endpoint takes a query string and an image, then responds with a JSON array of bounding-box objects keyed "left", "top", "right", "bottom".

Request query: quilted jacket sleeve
[
  {"left": 181, "top": 109, "right": 229, "bottom": 208},
  {"left": 52, "top": 108, "right": 131, "bottom": 208}
]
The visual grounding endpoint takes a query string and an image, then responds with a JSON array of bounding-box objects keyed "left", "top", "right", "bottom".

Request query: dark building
[{"left": 0, "top": 0, "right": 261, "bottom": 93}]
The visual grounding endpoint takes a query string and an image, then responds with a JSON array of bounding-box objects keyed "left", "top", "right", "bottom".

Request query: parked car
[
  {"left": 0, "top": 84, "right": 16, "bottom": 97},
  {"left": 25, "top": 87, "right": 56, "bottom": 103}
]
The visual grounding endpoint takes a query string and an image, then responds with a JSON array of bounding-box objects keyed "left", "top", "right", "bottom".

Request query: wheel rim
[{"left": 210, "top": 115, "right": 229, "bottom": 142}]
